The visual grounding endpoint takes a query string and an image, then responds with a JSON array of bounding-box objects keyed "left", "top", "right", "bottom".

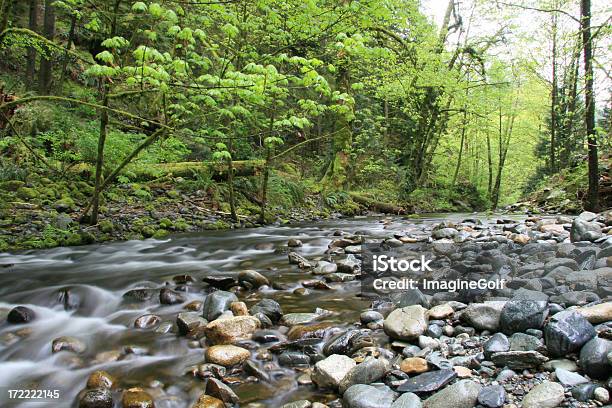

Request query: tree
[
  {"left": 38, "top": 0, "right": 56, "bottom": 95},
  {"left": 580, "top": 0, "right": 598, "bottom": 211}
]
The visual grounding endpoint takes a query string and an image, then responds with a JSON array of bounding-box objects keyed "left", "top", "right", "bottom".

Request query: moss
[
  {"left": 205, "top": 220, "right": 230, "bottom": 230},
  {"left": 174, "top": 220, "right": 189, "bottom": 231},
  {"left": 16, "top": 186, "right": 38, "bottom": 200},
  {"left": 64, "top": 233, "right": 83, "bottom": 246},
  {"left": 99, "top": 220, "right": 114, "bottom": 233},
  {"left": 0, "top": 180, "right": 25, "bottom": 192},
  {"left": 141, "top": 226, "right": 155, "bottom": 238},
  {"left": 54, "top": 197, "right": 76, "bottom": 212},
  {"left": 167, "top": 190, "right": 180, "bottom": 199},
  {"left": 153, "top": 229, "right": 169, "bottom": 239},
  {"left": 159, "top": 218, "right": 173, "bottom": 229}
]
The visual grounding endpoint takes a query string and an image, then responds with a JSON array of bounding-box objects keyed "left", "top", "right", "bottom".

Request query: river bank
[{"left": 0, "top": 211, "right": 611, "bottom": 407}]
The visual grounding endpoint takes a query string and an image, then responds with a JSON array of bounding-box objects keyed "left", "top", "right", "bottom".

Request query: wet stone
[
  {"left": 134, "top": 314, "right": 161, "bottom": 329},
  {"left": 522, "top": 381, "right": 564, "bottom": 408},
  {"left": 422, "top": 379, "right": 481, "bottom": 408},
  {"left": 78, "top": 388, "right": 113, "bottom": 408},
  {"left": 579, "top": 337, "right": 612, "bottom": 379},
  {"left": 177, "top": 312, "right": 207, "bottom": 335},
  {"left": 121, "top": 388, "right": 154, "bottom": 408},
  {"left": 250, "top": 299, "right": 283, "bottom": 323},
  {"left": 159, "top": 288, "right": 185, "bottom": 304},
  {"left": 554, "top": 368, "right": 588, "bottom": 387},
  {"left": 52, "top": 336, "right": 86, "bottom": 354},
  {"left": 490, "top": 350, "right": 548, "bottom": 370},
  {"left": 396, "top": 369, "right": 456, "bottom": 393},
  {"left": 86, "top": 371, "right": 115, "bottom": 390},
  {"left": 7, "top": 306, "right": 35, "bottom": 324},
  {"left": 206, "top": 378, "right": 240, "bottom": 404},
  {"left": 202, "top": 290, "right": 238, "bottom": 321}
]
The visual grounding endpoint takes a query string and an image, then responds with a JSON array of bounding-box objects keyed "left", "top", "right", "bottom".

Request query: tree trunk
[
  {"left": 550, "top": 6, "right": 558, "bottom": 173},
  {"left": 90, "top": 86, "right": 109, "bottom": 225},
  {"left": 38, "top": 0, "right": 56, "bottom": 95},
  {"left": 259, "top": 146, "right": 271, "bottom": 224},
  {"left": 0, "top": 0, "right": 13, "bottom": 33},
  {"left": 25, "top": 0, "right": 39, "bottom": 89},
  {"left": 486, "top": 133, "right": 492, "bottom": 198},
  {"left": 452, "top": 109, "right": 467, "bottom": 186},
  {"left": 581, "top": 0, "right": 599, "bottom": 211},
  {"left": 59, "top": 12, "right": 77, "bottom": 88},
  {"left": 227, "top": 136, "right": 237, "bottom": 222}
]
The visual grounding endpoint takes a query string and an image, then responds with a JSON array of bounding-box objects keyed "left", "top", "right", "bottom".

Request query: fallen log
[
  {"left": 69, "top": 160, "right": 264, "bottom": 181},
  {"left": 349, "top": 193, "right": 405, "bottom": 214}
]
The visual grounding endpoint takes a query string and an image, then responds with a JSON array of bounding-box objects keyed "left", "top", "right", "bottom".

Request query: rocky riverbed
[{"left": 0, "top": 212, "right": 611, "bottom": 408}]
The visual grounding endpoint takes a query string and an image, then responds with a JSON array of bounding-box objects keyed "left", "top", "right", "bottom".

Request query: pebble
[
  {"left": 311, "top": 354, "right": 356, "bottom": 389},
  {"left": 522, "top": 381, "right": 565, "bottom": 408},
  {"left": 205, "top": 345, "right": 250, "bottom": 366}
]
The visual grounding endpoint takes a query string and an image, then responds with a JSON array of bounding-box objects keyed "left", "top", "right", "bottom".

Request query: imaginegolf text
[{"left": 372, "top": 278, "right": 507, "bottom": 293}]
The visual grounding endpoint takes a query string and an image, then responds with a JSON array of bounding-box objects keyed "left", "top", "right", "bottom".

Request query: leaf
[
  {"left": 95, "top": 50, "right": 114, "bottom": 64},
  {"left": 132, "top": 2, "right": 147, "bottom": 13}
]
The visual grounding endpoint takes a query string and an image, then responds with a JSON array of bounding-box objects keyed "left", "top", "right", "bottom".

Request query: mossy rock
[
  {"left": 166, "top": 190, "right": 180, "bottom": 199},
  {"left": 64, "top": 233, "right": 83, "bottom": 246},
  {"left": 153, "top": 229, "right": 169, "bottom": 239},
  {"left": 141, "top": 226, "right": 155, "bottom": 238},
  {"left": 99, "top": 220, "right": 114, "bottom": 233},
  {"left": 174, "top": 220, "right": 189, "bottom": 231},
  {"left": 54, "top": 197, "right": 76, "bottom": 213},
  {"left": 0, "top": 180, "right": 25, "bottom": 192},
  {"left": 159, "top": 218, "right": 173, "bottom": 229},
  {"left": 16, "top": 186, "right": 38, "bottom": 200}
]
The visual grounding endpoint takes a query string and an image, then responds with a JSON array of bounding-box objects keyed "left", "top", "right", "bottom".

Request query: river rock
[
  {"left": 383, "top": 305, "right": 428, "bottom": 340},
  {"left": 391, "top": 392, "right": 422, "bottom": 408},
  {"left": 400, "top": 357, "right": 429, "bottom": 374},
  {"left": 428, "top": 304, "right": 454, "bottom": 320},
  {"left": 432, "top": 228, "right": 458, "bottom": 239},
  {"left": 509, "top": 332, "right": 545, "bottom": 352},
  {"left": 311, "top": 354, "right": 356, "bottom": 388},
  {"left": 134, "top": 314, "right": 161, "bottom": 329},
  {"left": 544, "top": 310, "right": 596, "bottom": 357},
  {"left": 483, "top": 333, "right": 510, "bottom": 359},
  {"left": 522, "top": 381, "right": 565, "bottom": 408},
  {"left": 397, "top": 369, "right": 456, "bottom": 393},
  {"left": 238, "top": 270, "right": 269, "bottom": 288},
  {"left": 287, "top": 238, "right": 302, "bottom": 247},
  {"left": 554, "top": 368, "right": 588, "bottom": 386},
  {"left": 202, "top": 291, "right": 238, "bottom": 321},
  {"left": 422, "top": 379, "right": 481, "bottom": 408},
  {"left": 490, "top": 350, "right": 548, "bottom": 369},
  {"left": 86, "top": 371, "right": 115, "bottom": 389},
  {"left": 250, "top": 298, "right": 283, "bottom": 323},
  {"left": 205, "top": 316, "right": 259, "bottom": 344},
  {"left": 594, "top": 387, "right": 609, "bottom": 403},
  {"left": 7, "top": 306, "right": 35, "bottom": 323},
  {"left": 499, "top": 299, "right": 548, "bottom": 335},
  {"left": 52, "top": 336, "right": 86, "bottom": 354},
  {"left": 313, "top": 261, "right": 338, "bottom": 275},
  {"left": 79, "top": 388, "right": 113, "bottom": 408},
  {"left": 579, "top": 337, "right": 612, "bottom": 379},
  {"left": 571, "top": 383, "right": 598, "bottom": 402},
  {"left": 177, "top": 311, "right": 207, "bottom": 335},
  {"left": 571, "top": 218, "right": 602, "bottom": 242},
  {"left": 281, "top": 401, "right": 311, "bottom": 408},
  {"left": 205, "top": 345, "right": 250, "bottom": 366},
  {"left": 159, "top": 288, "right": 185, "bottom": 304},
  {"left": 121, "top": 388, "right": 154, "bottom": 408},
  {"left": 343, "top": 384, "right": 396, "bottom": 408},
  {"left": 192, "top": 394, "right": 225, "bottom": 408},
  {"left": 339, "top": 356, "right": 390, "bottom": 394},
  {"left": 281, "top": 312, "right": 320, "bottom": 326},
  {"left": 278, "top": 351, "right": 311, "bottom": 367},
  {"left": 477, "top": 385, "right": 505, "bottom": 408},
  {"left": 206, "top": 378, "right": 239, "bottom": 404},
  {"left": 577, "top": 302, "right": 612, "bottom": 323},
  {"left": 461, "top": 302, "right": 505, "bottom": 331}
]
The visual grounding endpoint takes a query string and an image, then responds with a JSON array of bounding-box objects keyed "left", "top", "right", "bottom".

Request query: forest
[{"left": 0, "top": 0, "right": 610, "bottom": 250}]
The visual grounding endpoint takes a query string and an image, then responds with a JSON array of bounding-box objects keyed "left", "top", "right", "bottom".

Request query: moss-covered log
[{"left": 349, "top": 193, "right": 405, "bottom": 214}]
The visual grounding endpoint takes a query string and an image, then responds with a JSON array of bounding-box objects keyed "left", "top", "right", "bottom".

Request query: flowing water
[{"left": 0, "top": 214, "right": 523, "bottom": 407}]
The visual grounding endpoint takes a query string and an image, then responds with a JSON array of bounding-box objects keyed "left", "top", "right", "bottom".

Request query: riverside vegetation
[{"left": 0, "top": 0, "right": 610, "bottom": 251}]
